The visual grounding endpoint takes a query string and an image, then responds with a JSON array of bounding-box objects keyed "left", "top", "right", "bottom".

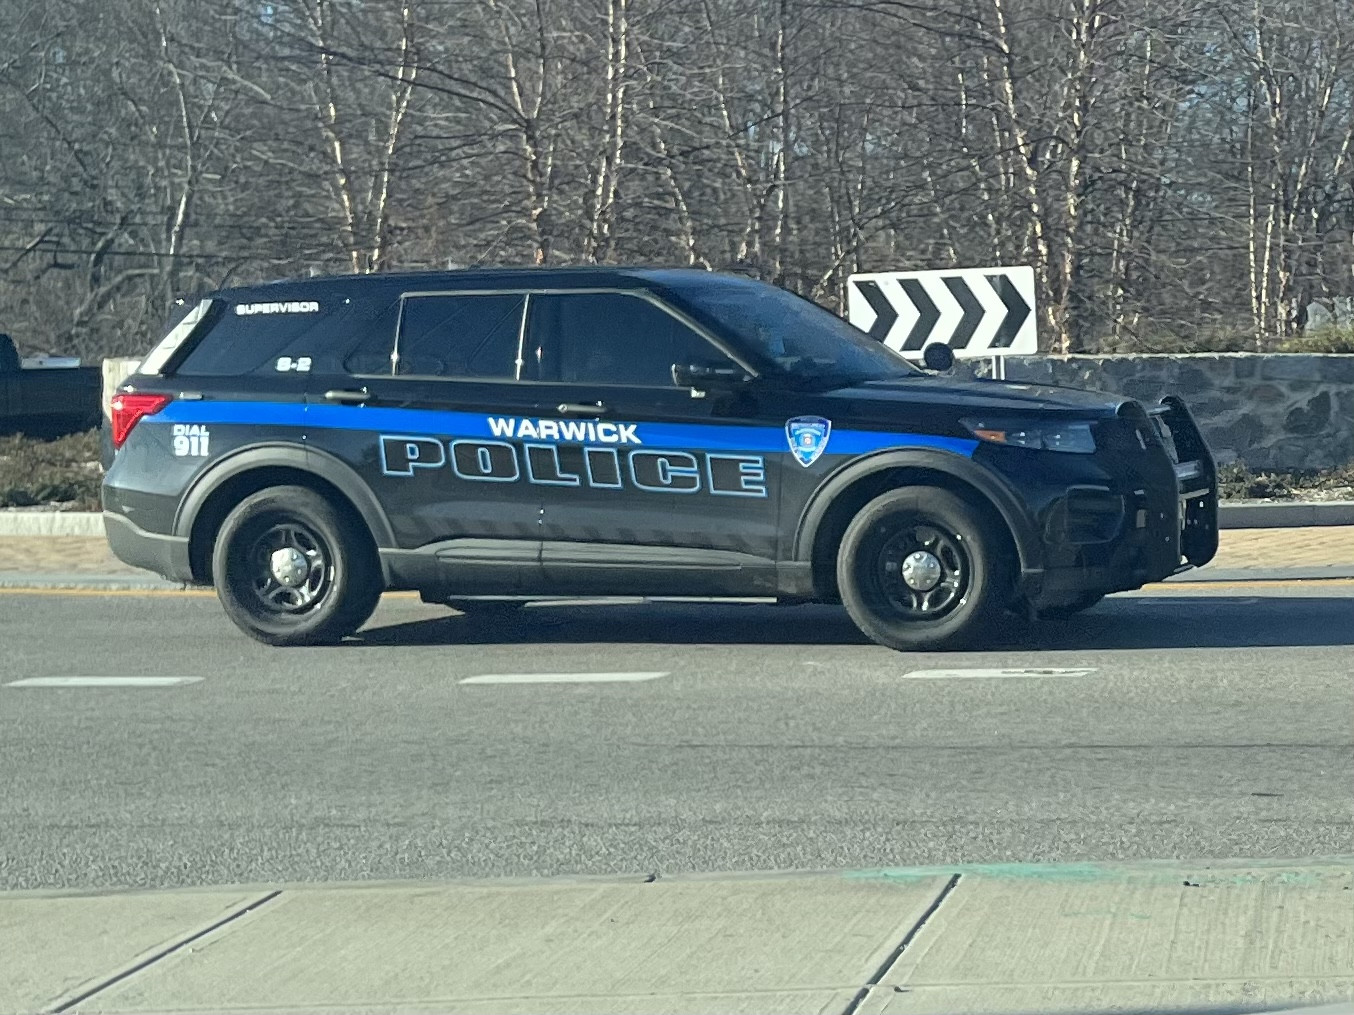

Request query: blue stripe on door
[{"left": 152, "top": 400, "right": 978, "bottom": 458}]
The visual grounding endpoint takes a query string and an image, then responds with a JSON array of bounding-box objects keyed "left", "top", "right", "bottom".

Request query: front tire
[
  {"left": 837, "top": 486, "right": 1011, "bottom": 651},
  {"left": 212, "top": 485, "right": 382, "bottom": 646}
]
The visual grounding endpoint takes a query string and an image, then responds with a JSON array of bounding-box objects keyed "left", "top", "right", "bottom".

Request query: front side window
[
  {"left": 530, "top": 292, "right": 733, "bottom": 387},
  {"left": 666, "top": 276, "right": 920, "bottom": 388},
  {"left": 395, "top": 293, "right": 526, "bottom": 380}
]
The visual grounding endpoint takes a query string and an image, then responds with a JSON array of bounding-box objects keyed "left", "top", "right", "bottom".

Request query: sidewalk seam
[
  {"left": 47, "top": 890, "right": 283, "bottom": 1014},
  {"left": 840, "top": 873, "right": 961, "bottom": 1015}
]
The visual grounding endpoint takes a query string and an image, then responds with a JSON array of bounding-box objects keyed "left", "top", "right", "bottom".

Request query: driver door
[{"left": 526, "top": 289, "right": 785, "bottom": 595}]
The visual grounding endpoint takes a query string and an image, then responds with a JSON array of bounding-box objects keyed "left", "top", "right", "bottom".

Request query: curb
[
  {"left": 7, "top": 853, "right": 1351, "bottom": 900},
  {"left": 0, "top": 572, "right": 189, "bottom": 591},
  {"left": 1219, "top": 501, "right": 1354, "bottom": 529},
  {"left": 0, "top": 512, "right": 105, "bottom": 537}
]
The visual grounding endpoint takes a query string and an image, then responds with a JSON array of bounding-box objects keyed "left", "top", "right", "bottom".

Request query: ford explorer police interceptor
[{"left": 102, "top": 267, "right": 1218, "bottom": 651}]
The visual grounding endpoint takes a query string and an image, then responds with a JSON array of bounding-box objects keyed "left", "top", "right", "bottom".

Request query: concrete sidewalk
[
  {"left": 4, "top": 860, "right": 1351, "bottom": 1015},
  {"left": 3, "top": 526, "right": 1354, "bottom": 590}
]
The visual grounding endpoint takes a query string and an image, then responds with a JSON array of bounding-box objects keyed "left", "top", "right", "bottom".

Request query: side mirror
[
  {"left": 673, "top": 361, "right": 747, "bottom": 390},
  {"left": 921, "top": 343, "right": 955, "bottom": 372}
]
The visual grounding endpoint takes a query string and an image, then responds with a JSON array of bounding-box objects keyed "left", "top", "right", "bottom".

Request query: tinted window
[
  {"left": 343, "top": 312, "right": 400, "bottom": 376},
  {"left": 396, "top": 294, "right": 525, "bottom": 380},
  {"left": 177, "top": 298, "right": 377, "bottom": 377},
  {"left": 665, "top": 276, "right": 919, "bottom": 388},
  {"left": 530, "top": 292, "right": 730, "bottom": 387}
]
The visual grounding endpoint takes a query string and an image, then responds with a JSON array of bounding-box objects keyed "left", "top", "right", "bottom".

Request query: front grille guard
[{"left": 1150, "top": 395, "right": 1219, "bottom": 568}]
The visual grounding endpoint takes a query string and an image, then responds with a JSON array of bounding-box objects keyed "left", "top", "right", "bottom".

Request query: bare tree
[{"left": 2, "top": 0, "right": 1352, "bottom": 357}]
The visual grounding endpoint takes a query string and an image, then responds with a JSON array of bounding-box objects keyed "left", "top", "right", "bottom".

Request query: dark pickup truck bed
[{"left": 0, "top": 334, "right": 102, "bottom": 438}]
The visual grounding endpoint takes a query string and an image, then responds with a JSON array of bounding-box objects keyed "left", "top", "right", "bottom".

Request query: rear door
[
  {"left": 524, "top": 290, "right": 784, "bottom": 596},
  {"left": 306, "top": 289, "right": 547, "bottom": 591}
]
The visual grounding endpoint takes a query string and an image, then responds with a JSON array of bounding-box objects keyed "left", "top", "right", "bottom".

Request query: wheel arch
[
  {"left": 793, "top": 449, "right": 1043, "bottom": 601},
  {"left": 175, "top": 444, "right": 395, "bottom": 585}
]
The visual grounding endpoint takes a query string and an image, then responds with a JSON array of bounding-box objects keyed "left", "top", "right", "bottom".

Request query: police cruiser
[{"left": 103, "top": 267, "right": 1218, "bottom": 651}]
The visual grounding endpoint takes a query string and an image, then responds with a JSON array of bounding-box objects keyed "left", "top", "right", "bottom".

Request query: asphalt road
[{"left": 1, "top": 583, "right": 1351, "bottom": 892}]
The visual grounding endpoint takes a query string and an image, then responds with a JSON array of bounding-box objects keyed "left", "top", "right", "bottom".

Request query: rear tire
[
  {"left": 837, "top": 486, "right": 1011, "bottom": 652},
  {"left": 212, "top": 485, "right": 382, "bottom": 646}
]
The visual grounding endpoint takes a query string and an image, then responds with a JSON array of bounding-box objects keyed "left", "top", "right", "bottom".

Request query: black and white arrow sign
[{"left": 847, "top": 267, "right": 1036, "bottom": 359}]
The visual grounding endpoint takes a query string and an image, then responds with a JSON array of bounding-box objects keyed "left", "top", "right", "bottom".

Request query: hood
[{"left": 821, "top": 376, "right": 1128, "bottom": 417}]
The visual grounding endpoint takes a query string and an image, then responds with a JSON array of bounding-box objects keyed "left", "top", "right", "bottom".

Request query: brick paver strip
[
  {"left": 1213, "top": 526, "right": 1354, "bottom": 569},
  {"left": 0, "top": 536, "right": 144, "bottom": 575},
  {"left": 3, "top": 527, "right": 1354, "bottom": 579}
]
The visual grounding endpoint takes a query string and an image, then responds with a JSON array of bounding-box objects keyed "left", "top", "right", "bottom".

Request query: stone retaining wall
[{"left": 970, "top": 354, "right": 1354, "bottom": 472}]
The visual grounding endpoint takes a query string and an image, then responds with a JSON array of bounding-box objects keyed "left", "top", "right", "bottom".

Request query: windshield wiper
[
  {"left": 790, "top": 370, "right": 915, "bottom": 392},
  {"left": 786, "top": 371, "right": 883, "bottom": 391}
]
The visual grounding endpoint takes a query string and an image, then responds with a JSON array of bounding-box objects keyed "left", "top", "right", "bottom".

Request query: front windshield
[{"left": 668, "top": 277, "right": 920, "bottom": 386}]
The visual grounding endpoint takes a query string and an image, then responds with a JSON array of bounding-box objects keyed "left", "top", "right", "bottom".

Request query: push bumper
[
  {"left": 1026, "top": 395, "right": 1219, "bottom": 607},
  {"left": 1156, "top": 395, "right": 1219, "bottom": 570}
]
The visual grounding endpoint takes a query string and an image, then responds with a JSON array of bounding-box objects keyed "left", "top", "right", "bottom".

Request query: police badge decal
[{"left": 785, "top": 416, "right": 831, "bottom": 467}]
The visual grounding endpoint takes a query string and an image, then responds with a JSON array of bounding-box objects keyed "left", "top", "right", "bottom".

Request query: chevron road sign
[{"left": 847, "top": 266, "right": 1037, "bottom": 360}]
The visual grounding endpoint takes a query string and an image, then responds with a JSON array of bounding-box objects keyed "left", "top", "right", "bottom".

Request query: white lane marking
[
  {"left": 460, "top": 671, "right": 669, "bottom": 685},
  {"left": 6, "top": 677, "right": 203, "bottom": 687},
  {"left": 1134, "top": 597, "right": 1259, "bottom": 605},
  {"left": 903, "top": 668, "right": 1097, "bottom": 679}
]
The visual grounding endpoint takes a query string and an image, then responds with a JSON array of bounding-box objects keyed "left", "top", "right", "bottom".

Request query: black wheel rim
[
  {"left": 243, "top": 520, "right": 333, "bottom": 616},
  {"left": 869, "top": 519, "right": 970, "bottom": 620}
]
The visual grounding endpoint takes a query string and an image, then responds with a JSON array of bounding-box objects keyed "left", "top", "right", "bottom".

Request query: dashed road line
[
  {"left": 6, "top": 676, "right": 203, "bottom": 687},
  {"left": 460, "top": 671, "right": 669, "bottom": 685},
  {"left": 903, "top": 668, "right": 1097, "bottom": 679}
]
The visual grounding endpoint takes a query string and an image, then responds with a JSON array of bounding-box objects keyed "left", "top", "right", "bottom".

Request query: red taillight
[{"left": 110, "top": 393, "right": 172, "bottom": 449}]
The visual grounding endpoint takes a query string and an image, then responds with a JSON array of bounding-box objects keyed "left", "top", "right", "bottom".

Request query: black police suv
[{"left": 103, "top": 267, "right": 1218, "bottom": 651}]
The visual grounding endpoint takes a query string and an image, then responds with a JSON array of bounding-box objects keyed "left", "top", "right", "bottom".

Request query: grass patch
[
  {"left": 0, "top": 430, "right": 102, "bottom": 509},
  {"left": 1217, "top": 462, "right": 1354, "bottom": 501},
  {"left": 1275, "top": 325, "right": 1354, "bottom": 354}
]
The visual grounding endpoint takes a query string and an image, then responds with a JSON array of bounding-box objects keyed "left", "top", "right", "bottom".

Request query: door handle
[
  {"left": 556, "top": 401, "right": 606, "bottom": 417},
  {"left": 324, "top": 387, "right": 371, "bottom": 405}
]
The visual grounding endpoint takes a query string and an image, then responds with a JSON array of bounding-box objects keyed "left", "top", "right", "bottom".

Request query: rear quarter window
[{"left": 174, "top": 294, "right": 398, "bottom": 377}]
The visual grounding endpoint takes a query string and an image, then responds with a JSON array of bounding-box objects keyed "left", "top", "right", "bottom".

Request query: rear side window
[
  {"left": 175, "top": 295, "right": 393, "bottom": 377},
  {"left": 139, "top": 299, "right": 218, "bottom": 376},
  {"left": 529, "top": 292, "right": 728, "bottom": 387},
  {"left": 393, "top": 293, "right": 526, "bottom": 380}
]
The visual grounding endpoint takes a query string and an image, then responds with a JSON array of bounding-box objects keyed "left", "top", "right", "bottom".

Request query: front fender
[{"left": 792, "top": 448, "right": 1044, "bottom": 576}]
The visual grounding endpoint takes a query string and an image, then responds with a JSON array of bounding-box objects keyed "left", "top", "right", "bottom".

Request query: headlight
[{"left": 962, "top": 419, "right": 1097, "bottom": 454}]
